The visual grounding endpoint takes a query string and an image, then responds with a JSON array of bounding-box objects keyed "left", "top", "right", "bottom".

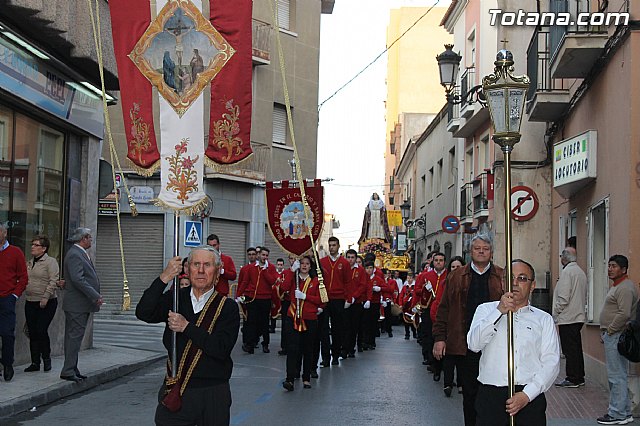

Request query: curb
[{"left": 0, "top": 352, "right": 166, "bottom": 419}]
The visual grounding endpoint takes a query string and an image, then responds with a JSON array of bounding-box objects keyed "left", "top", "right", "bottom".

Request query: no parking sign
[{"left": 510, "top": 186, "right": 539, "bottom": 222}]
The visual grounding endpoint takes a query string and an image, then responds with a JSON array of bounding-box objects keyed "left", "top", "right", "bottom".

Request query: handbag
[{"left": 617, "top": 321, "right": 640, "bottom": 362}]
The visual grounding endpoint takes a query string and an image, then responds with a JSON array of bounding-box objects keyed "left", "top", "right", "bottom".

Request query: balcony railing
[
  {"left": 472, "top": 171, "right": 492, "bottom": 217},
  {"left": 459, "top": 182, "right": 474, "bottom": 223},
  {"left": 528, "top": 29, "right": 568, "bottom": 100},
  {"left": 460, "top": 67, "right": 476, "bottom": 110},
  {"left": 252, "top": 19, "right": 272, "bottom": 63},
  {"left": 549, "top": 0, "right": 608, "bottom": 63}
]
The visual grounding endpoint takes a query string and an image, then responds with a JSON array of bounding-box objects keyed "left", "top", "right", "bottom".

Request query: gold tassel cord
[
  {"left": 87, "top": 0, "right": 131, "bottom": 310},
  {"left": 268, "top": 0, "right": 328, "bottom": 303}
]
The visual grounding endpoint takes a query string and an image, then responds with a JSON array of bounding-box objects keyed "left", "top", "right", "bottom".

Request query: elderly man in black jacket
[{"left": 137, "top": 245, "right": 239, "bottom": 426}]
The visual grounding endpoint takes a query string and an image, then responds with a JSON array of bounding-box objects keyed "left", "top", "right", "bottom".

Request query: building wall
[
  {"left": 384, "top": 6, "right": 451, "bottom": 208},
  {"left": 551, "top": 32, "right": 637, "bottom": 392}
]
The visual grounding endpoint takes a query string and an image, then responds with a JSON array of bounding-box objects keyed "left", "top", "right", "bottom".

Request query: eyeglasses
[
  {"left": 31, "top": 243, "right": 43, "bottom": 247},
  {"left": 506, "top": 275, "right": 534, "bottom": 284}
]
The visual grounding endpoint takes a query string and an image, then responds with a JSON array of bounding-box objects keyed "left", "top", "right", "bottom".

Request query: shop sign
[
  {"left": 130, "top": 186, "right": 154, "bottom": 204},
  {"left": 553, "top": 130, "right": 597, "bottom": 197},
  {"left": 0, "top": 36, "right": 104, "bottom": 137}
]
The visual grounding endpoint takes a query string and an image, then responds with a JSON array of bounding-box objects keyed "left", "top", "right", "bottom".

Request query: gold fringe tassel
[
  {"left": 152, "top": 196, "right": 209, "bottom": 217},
  {"left": 126, "top": 158, "right": 161, "bottom": 177},
  {"left": 203, "top": 152, "right": 254, "bottom": 173}
]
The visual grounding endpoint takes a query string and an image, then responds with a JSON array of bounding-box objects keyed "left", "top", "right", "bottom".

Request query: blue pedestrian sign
[
  {"left": 184, "top": 220, "right": 203, "bottom": 247},
  {"left": 441, "top": 215, "right": 461, "bottom": 234}
]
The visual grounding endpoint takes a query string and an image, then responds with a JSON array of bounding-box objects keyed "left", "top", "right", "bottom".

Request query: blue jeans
[{"left": 603, "top": 331, "right": 631, "bottom": 419}]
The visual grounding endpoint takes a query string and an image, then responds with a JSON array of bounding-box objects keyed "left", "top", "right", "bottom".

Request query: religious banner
[
  {"left": 109, "top": 0, "right": 160, "bottom": 175},
  {"left": 266, "top": 180, "right": 324, "bottom": 257},
  {"left": 109, "top": 0, "right": 255, "bottom": 213},
  {"left": 206, "top": 0, "right": 254, "bottom": 167}
]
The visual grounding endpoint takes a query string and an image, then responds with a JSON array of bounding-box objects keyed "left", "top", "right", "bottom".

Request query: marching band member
[
  {"left": 400, "top": 272, "right": 417, "bottom": 340},
  {"left": 277, "top": 255, "right": 299, "bottom": 356},
  {"left": 381, "top": 269, "right": 396, "bottom": 338},
  {"left": 237, "top": 247, "right": 257, "bottom": 348},
  {"left": 419, "top": 252, "right": 448, "bottom": 379},
  {"left": 318, "top": 237, "right": 351, "bottom": 365},
  {"left": 206, "top": 234, "right": 237, "bottom": 297},
  {"left": 270, "top": 258, "right": 285, "bottom": 334},
  {"left": 364, "top": 261, "right": 387, "bottom": 350},
  {"left": 344, "top": 249, "right": 369, "bottom": 356},
  {"left": 281, "top": 255, "right": 324, "bottom": 391},
  {"left": 237, "top": 247, "right": 278, "bottom": 354}
]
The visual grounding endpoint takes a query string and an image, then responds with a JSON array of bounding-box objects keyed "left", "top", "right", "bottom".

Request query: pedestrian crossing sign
[{"left": 183, "top": 220, "right": 203, "bottom": 247}]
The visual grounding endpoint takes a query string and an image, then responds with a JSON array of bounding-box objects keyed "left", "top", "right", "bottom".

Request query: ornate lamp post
[
  {"left": 436, "top": 44, "right": 485, "bottom": 106},
  {"left": 400, "top": 200, "right": 411, "bottom": 227},
  {"left": 438, "top": 45, "right": 529, "bottom": 424}
]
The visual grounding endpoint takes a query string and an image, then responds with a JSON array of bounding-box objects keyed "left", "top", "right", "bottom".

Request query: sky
[{"left": 316, "top": 0, "right": 450, "bottom": 250}]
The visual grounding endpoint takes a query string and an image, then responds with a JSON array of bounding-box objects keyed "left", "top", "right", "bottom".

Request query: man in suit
[{"left": 60, "top": 227, "right": 103, "bottom": 382}]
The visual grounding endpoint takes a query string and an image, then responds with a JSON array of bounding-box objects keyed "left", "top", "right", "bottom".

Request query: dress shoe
[
  {"left": 75, "top": 372, "right": 88, "bottom": 379},
  {"left": 4, "top": 365, "right": 14, "bottom": 381},
  {"left": 303, "top": 381, "right": 311, "bottom": 389},
  {"left": 331, "top": 358, "right": 339, "bottom": 365},
  {"left": 310, "top": 370, "right": 319, "bottom": 379},
  {"left": 347, "top": 352, "right": 355, "bottom": 358},
  {"left": 43, "top": 358, "right": 52, "bottom": 372},
  {"left": 433, "top": 372, "right": 441, "bottom": 382},
  {"left": 277, "top": 350, "right": 287, "bottom": 356},
  {"left": 24, "top": 363, "right": 40, "bottom": 372},
  {"left": 388, "top": 332, "right": 393, "bottom": 338},
  {"left": 282, "top": 380, "right": 294, "bottom": 391},
  {"left": 444, "top": 386, "right": 453, "bottom": 397},
  {"left": 60, "top": 375, "right": 82, "bottom": 383},
  {"left": 404, "top": 335, "right": 410, "bottom": 340},
  {"left": 357, "top": 346, "right": 364, "bottom": 352},
  {"left": 320, "top": 360, "right": 330, "bottom": 368},
  {"left": 262, "top": 345, "right": 270, "bottom": 353},
  {"left": 241, "top": 343, "right": 254, "bottom": 354}
]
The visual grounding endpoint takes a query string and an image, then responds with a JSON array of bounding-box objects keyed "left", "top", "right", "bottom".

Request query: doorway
[{"left": 587, "top": 198, "right": 608, "bottom": 321}]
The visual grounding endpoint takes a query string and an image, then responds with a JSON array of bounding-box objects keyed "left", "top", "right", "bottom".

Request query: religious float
[{"left": 357, "top": 193, "right": 410, "bottom": 271}]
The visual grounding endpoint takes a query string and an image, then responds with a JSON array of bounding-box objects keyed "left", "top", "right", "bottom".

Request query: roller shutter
[
  {"left": 209, "top": 218, "right": 248, "bottom": 274},
  {"left": 95, "top": 214, "right": 165, "bottom": 316}
]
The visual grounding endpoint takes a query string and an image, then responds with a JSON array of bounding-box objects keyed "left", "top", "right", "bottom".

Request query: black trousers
[
  {"left": 345, "top": 303, "right": 365, "bottom": 353},
  {"left": 475, "top": 384, "right": 547, "bottom": 426},
  {"left": 286, "top": 319, "right": 317, "bottom": 381},
  {"left": 404, "top": 322, "right": 416, "bottom": 338},
  {"left": 558, "top": 322, "right": 585, "bottom": 384},
  {"left": 318, "top": 299, "right": 346, "bottom": 359},
  {"left": 364, "top": 303, "right": 380, "bottom": 346},
  {"left": 155, "top": 382, "right": 231, "bottom": 426},
  {"left": 243, "top": 299, "right": 271, "bottom": 347},
  {"left": 25, "top": 299, "right": 58, "bottom": 363},
  {"left": 461, "top": 350, "right": 482, "bottom": 426},
  {"left": 443, "top": 354, "right": 464, "bottom": 388},
  {"left": 419, "top": 312, "right": 434, "bottom": 363},
  {"left": 280, "top": 300, "right": 291, "bottom": 351},
  {"left": 0, "top": 295, "right": 17, "bottom": 366},
  {"left": 381, "top": 304, "right": 392, "bottom": 334}
]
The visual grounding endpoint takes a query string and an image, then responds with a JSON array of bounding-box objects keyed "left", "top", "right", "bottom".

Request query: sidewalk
[
  {"left": 0, "top": 345, "right": 165, "bottom": 419},
  {"left": 547, "top": 358, "right": 610, "bottom": 425}
]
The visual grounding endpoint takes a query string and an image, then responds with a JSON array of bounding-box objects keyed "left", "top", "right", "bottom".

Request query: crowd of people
[{"left": 1, "top": 222, "right": 638, "bottom": 425}]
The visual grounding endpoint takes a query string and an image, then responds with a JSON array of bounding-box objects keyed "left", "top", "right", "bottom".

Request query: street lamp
[
  {"left": 436, "top": 44, "right": 485, "bottom": 106},
  {"left": 400, "top": 200, "right": 411, "bottom": 225},
  {"left": 438, "top": 47, "right": 529, "bottom": 425}
]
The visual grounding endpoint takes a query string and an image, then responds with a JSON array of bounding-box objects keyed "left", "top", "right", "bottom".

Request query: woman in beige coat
[{"left": 24, "top": 235, "right": 59, "bottom": 372}]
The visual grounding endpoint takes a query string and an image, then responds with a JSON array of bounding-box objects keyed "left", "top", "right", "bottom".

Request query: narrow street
[{"left": 3, "top": 320, "right": 604, "bottom": 425}]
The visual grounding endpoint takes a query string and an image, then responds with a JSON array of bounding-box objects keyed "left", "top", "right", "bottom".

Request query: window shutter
[
  {"left": 272, "top": 104, "right": 287, "bottom": 144},
  {"left": 276, "top": 0, "right": 290, "bottom": 30}
]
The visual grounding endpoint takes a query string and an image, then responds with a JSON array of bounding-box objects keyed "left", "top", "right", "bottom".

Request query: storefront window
[{"left": 1, "top": 106, "right": 65, "bottom": 263}]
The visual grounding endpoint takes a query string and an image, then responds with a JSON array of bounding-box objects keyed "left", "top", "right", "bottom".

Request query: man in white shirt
[{"left": 467, "top": 259, "right": 560, "bottom": 426}]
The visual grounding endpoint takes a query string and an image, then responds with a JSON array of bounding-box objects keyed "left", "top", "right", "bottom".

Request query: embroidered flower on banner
[
  {"left": 211, "top": 99, "right": 243, "bottom": 162},
  {"left": 128, "top": 103, "right": 152, "bottom": 165},
  {"left": 165, "top": 138, "right": 199, "bottom": 204}
]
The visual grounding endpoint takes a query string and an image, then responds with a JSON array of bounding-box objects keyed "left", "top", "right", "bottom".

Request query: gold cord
[
  {"left": 87, "top": 0, "right": 131, "bottom": 310},
  {"left": 268, "top": 0, "right": 327, "bottom": 303}
]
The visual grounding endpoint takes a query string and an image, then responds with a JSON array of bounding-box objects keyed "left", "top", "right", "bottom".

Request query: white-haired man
[{"left": 137, "top": 245, "right": 239, "bottom": 425}]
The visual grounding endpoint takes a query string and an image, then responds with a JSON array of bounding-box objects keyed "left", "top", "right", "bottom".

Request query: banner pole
[{"left": 171, "top": 212, "right": 180, "bottom": 378}]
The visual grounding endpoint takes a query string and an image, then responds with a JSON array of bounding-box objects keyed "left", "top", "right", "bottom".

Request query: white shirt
[
  {"left": 190, "top": 286, "right": 215, "bottom": 314},
  {"left": 471, "top": 262, "right": 490, "bottom": 275},
  {"left": 467, "top": 301, "right": 560, "bottom": 402}
]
